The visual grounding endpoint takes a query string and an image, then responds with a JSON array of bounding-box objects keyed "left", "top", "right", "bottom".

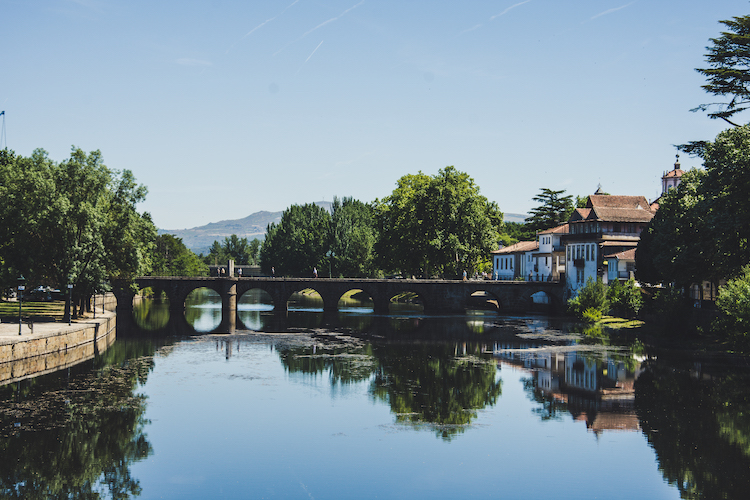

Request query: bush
[
  {"left": 607, "top": 278, "right": 643, "bottom": 318},
  {"left": 715, "top": 265, "right": 750, "bottom": 338},
  {"left": 568, "top": 277, "right": 609, "bottom": 319},
  {"left": 581, "top": 307, "right": 603, "bottom": 323}
]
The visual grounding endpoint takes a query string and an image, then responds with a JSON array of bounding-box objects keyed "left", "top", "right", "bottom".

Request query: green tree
[
  {"left": 715, "top": 264, "right": 750, "bottom": 339},
  {"left": 330, "top": 196, "right": 378, "bottom": 277},
  {"left": 524, "top": 188, "right": 574, "bottom": 233},
  {"left": 259, "top": 203, "right": 331, "bottom": 277},
  {"left": 374, "top": 166, "right": 502, "bottom": 278},
  {"left": 568, "top": 277, "right": 609, "bottom": 320},
  {"left": 692, "top": 15, "right": 750, "bottom": 127},
  {"left": 151, "top": 234, "right": 208, "bottom": 276},
  {"left": 203, "top": 235, "right": 261, "bottom": 266},
  {"left": 639, "top": 126, "right": 750, "bottom": 293},
  {"left": 0, "top": 147, "right": 155, "bottom": 314}
]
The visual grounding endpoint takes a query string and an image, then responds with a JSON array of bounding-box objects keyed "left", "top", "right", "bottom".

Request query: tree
[
  {"left": 693, "top": 15, "right": 750, "bottom": 127},
  {"left": 0, "top": 147, "right": 155, "bottom": 314},
  {"left": 330, "top": 197, "right": 378, "bottom": 277},
  {"left": 374, "top": 167, "right": 502, "bottom": 278},
  {"left": 151, "top": 234, "right": 208, "bottom": 276},
  {"left": 259, "top": 203, "right": 331, "bottom": 276},
  {"left": 203, "top": 235, "right": 262, "bottom": 266},
  {"left": 715, "top": 264, "right": 750, "bottom": 339},
  {"left": 524, "top": 188, "right": 574, "bottom": 233},
  {"left": 639, "top": 125, "right": 750, "bottom": 293}
]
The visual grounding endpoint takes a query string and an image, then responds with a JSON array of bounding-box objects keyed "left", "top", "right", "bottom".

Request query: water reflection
[{"left": 0, "top": 338, "right": 165, "bottom": 499}]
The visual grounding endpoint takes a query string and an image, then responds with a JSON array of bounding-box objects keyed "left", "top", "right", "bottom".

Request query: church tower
[{"left": 662, "top": 154, "right": 684, "bottom": 193}]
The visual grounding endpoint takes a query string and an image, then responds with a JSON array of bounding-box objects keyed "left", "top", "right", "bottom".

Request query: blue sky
[{"left": 2, "top": 0, "right": 747, "bottom": 229}]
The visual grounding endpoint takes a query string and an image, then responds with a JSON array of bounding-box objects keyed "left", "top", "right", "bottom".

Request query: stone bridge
[{"left": 112, "top": 277, "right": 565, "bottom": 331}]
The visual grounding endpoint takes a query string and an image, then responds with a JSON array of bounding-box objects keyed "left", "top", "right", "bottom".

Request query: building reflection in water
[{"left": 492, "top": 341, "right": 643, "bottom": 434}]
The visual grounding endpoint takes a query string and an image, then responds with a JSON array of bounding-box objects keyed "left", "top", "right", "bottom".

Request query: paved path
[{"left": 0, "top": 312, "right": 114, "bottom": 341}]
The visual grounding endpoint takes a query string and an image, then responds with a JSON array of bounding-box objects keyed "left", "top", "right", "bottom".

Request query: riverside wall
[{"left": 0, "top": 313, "right": 116, "bottom": 386}]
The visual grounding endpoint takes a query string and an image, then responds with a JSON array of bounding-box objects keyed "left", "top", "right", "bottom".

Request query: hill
[
  {"left": 162, "top": 203, "right": 524, "bottom": 254},
  {"left": 159, "top": 201, "right": 332, "bottom": 254}
]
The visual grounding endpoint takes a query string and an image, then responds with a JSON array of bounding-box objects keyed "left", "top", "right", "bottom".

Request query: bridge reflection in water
[{"left": 113, "top": 277, "right": 566, "bottom": 334}]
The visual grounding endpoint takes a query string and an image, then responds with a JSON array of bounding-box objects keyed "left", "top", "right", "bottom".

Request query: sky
[{"left": 1, "top": 0, "right": 748, "bottom": 229}]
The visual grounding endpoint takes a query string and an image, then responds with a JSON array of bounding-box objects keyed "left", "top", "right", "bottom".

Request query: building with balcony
[
  {"left": 563, "top": 194, "right": 654, "bottom": 294},
  {"left": 534, "top": 223, "right": 568, "bottom": 281}
]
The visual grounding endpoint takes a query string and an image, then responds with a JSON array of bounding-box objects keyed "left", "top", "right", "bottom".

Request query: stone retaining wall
[{"left": 0, "top": 315, "right": 116, "bottom": 386}]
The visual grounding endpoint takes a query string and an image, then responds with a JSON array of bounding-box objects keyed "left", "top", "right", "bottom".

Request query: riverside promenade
[{"left": 0, "top": 311, "right": 116, "bottom": 386}]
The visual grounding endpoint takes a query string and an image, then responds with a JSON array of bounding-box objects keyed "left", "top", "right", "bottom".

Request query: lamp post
[
  {"left": 17, "top": 276, "right": 25, "bottom": 336},
  {"left": 67, "top": 277, "right": 73, "bottom": 325}
]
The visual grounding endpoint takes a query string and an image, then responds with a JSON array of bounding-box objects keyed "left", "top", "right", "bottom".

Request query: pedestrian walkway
[{"left": 0, "top": 312, "right": 114, "bottom": 342}]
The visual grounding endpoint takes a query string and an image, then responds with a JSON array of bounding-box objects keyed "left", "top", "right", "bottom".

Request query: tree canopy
[
  {"left": 693, "top": 15, "right": 750, "bottom": 127},
  {"left": 373, "top": 166, "right": 502, "bottom": 278},
  {"left": 203, "top": 235, "right": 261, "bottom": 266},
  {"left": 151, "top": 234, "right": 208, "bottom": 276},
  {"left": 0, "top": 147, "right": 155, "bottom": 309},
  {"left": 524, "top": 188, "right": 574, "bottom": 233},
  {"left": 259, "top": 203, "right": 331, "bottom": 277},
  {"left": 637, "top": 125, "right": 750, "bottom": 289}
]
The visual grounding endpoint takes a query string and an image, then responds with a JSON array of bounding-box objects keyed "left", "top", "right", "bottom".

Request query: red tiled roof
[
  {"left": 582, "top": 195, "right": 655, "bottom": 223},
  {"left": 604, "top": 248, "right": 636, "bottom": 260},
  {"left": 663, "top": 169, "right": 684, "bottom": 178},
  {"left": 491, "top": 240, "right": 538, "bottom": 254},
  {"left": 538, "top": 223, "right": 569, "bottom": 235}
]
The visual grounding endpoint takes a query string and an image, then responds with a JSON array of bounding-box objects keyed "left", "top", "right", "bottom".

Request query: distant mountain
[
  {"left": 504, "top": 213, "right": 528, "bottom": 224},
  {"left": 163, "top": 203, "right": 524, "bottom": 254},
  {"left": 159, "top": 201, "right": 332, "bottom": 254}
]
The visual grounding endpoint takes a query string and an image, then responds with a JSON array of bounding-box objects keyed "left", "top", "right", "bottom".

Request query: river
[{"left": 1, "top": 288, "right": 749, "bottom": 499}]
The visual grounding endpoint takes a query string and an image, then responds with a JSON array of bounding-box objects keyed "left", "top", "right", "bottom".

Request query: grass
[
  {"left": 599, "top": 316, "right": 645, "bottom": 330},
  {"left": 0, "top": 300, "right": 65, "bottom": 319}
]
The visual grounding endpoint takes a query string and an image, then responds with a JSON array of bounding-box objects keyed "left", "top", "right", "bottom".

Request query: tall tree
[
  {"left": 259, "top": 203, "right": 331, "bottom": 277},
  {"left": 151, "top": 234, "right": 208, "bottom": 276},
  {"left": 693, "top": 15, "right": 750, "bottom": 127},
  {"left": 524, "top": 188, "right": 574, "bottom": 233},
  {"left": 330, "top": 196, "right": 378, "bottom": 277},
  {"left": 374, "top": 166, "right": 502, "bottom": 278},
  {"left": 0, "top": 147, "right": 155, "bottom": 312}
]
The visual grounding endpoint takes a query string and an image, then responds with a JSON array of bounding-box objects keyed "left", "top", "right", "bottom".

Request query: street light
[
  {"left": 67, "top": 277, "right": 73, "bottom": 325},
  {"left": 17, "top": 276, "right": 25, "bottom": 336}
]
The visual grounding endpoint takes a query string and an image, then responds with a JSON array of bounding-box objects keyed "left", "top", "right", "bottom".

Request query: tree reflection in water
[
  {"left": 636, "top": 359, "right": 750, "bottom": 500},
  {"left": 277, "top": 337, "right": 501, "bottom": 441},
  {"left": 0, "top": 339, "right": 161, "bottom": 500}
]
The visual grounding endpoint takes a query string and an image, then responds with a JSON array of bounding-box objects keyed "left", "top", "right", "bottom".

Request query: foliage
[
  {"left": 568, "top": 277, "right": 609, "bottom": 319},
  {"left": 203, "top": 235, "right": 261, "bottom": 266},
  {"left": 524, "top": 188, "right": 574, "bottom": 233},
  {"left": 639, "top": 125, "right": 750, "bottom": 294},
  {"left": 259, "top": 203, "right": 331, "bottom": 277},
  {"left": 0, "top": 148, "right": 155, "bottom": 313},
  {"left": 150, "top": 234, "right": 208, "bottom": 276},
  {"left": 500, "top": 221, "right": 535, "bottom": 243},
  {"left": 692, "top": 15, "right": 750, "bottom": 127},
  {"left": 607, "top": 278, "right": 643, "bottom": 318},
  {"left": 373, "top": 166, "right": 502, "bottom": 278},
  {"left": 330, "top": 196, "right": 378, "bottom": 277},
  {"left": 581, "top": 307, "right": 603, "bottom": 323},
  {"left": 715, "top": 265, "right": 750, "bottom": 338}
]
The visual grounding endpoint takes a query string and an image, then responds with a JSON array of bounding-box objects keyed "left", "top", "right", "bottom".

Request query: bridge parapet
[{"left": 112, "top": 277, "right": 566, "bottom": 329}]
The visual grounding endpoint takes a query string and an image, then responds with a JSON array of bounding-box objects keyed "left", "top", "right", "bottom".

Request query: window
[{"left": 586, "top": 245, "right": 590, "bottom": 261}]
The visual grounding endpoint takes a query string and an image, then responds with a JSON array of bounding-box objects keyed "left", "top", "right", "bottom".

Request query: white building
[
  {"left": 491, "top": 240, "right": 538, "bottom": 280},
  {"left": 564, "top": 194, "right": 654, "bottom": 294}
]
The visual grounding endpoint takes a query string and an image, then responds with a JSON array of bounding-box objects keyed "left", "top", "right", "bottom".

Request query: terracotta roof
[
  {"left": 538, "top": 223, "right": 569, "bottom": 235},
  {"left": 663, "top": 169, "right": 684, "bottom": 178},
  {"left": 582, "top": 195, "right": 655, "bottom": 223},
  {"left": 491, "top": 240, "right": 538, "bottom": 254},
  {"left": 604, "top": 248, "right": 636, "bottom": 260},
  {"left": 568, "top": 208, "right": 590, "bottom": 222}
]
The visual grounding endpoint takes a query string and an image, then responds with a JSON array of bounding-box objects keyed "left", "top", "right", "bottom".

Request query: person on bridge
[{"left": 313, "top": 267, "right": 318, "bottom": 278}]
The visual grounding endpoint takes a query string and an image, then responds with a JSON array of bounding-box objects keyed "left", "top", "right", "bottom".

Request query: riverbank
[{"left": 0, "top": 311, "right": 116, "bottom": 386}]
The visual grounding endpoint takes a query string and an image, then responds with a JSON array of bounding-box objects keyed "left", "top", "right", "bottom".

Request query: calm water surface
[{"left": 2, "top": 290, "right": 750, "bottom": 499}]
